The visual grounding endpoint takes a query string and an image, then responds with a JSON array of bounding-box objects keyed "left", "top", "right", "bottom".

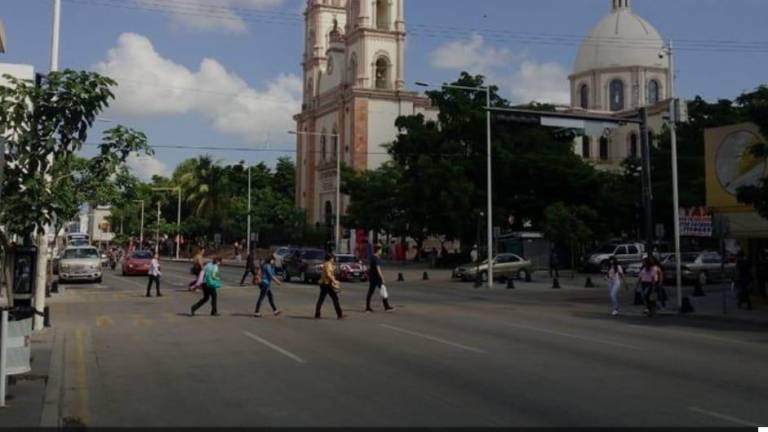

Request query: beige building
[
  {"left": 294, "top": 0, "right": 437, "bottom": 226},
  {"left": 568, "top": 0, "right": 671, "bottom": 169}
]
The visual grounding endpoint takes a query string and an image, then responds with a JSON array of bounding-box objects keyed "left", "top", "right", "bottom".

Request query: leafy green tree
[{"left": 542, "top": 202, "right": 597, "bottom": 269}]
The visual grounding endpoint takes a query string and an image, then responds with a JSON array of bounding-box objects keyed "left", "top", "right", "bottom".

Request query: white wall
[{"left": 0, "top": 63, "right": 34, "bottom": 85}]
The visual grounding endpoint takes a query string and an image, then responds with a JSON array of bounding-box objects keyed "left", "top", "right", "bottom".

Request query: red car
[
  {"left": 336, "top": 254, "right": 368, "bottom": 282},
  {"left": 122, "top": 250, "right": 153, "bottom": 276}
]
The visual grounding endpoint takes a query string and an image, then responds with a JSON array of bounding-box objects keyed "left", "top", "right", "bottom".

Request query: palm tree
[{"left": 177, "top": 156, "right": 228, "bottom": 237}]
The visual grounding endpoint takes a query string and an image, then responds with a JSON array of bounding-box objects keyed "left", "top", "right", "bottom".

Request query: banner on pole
[{"left": 679, "top": 207, "right": 713, "bottom": 237}]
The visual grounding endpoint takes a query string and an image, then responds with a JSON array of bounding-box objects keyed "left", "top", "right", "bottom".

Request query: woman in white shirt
[
  {"left": 607, "top": 257, "right": 624, "bottom": 316},
  {"left": 146, "top": 253, "right": 162, "bottom": 297}
]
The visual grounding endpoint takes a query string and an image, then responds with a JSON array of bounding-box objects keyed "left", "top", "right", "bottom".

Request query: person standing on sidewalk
[
  {"left": 651, "top": 256, "right": 668, "bottom": 311},
  {"left": 606, "top": 257, "right": 624, "bottom": 316},
  {"left": 191, "top": 257, "right": 222, "bottom": 316},
  {"left": 637, "top": 258, "right": 658, "bottom": 317},
  {"left": 255, "top": 257, "right": 282, "bottom": 318},
  {"left": 146, "top": 253, "right": 162, "bottom": 297},
  {"left": 316, "top": 253, "right": 345, "bottom": 319},
  {"left": 366, "top": 245, "right": 394, "bottom": 313},
  {"left": 736, "top": 251, "right": 753, "bottom": 310},
  {"left": 240, "top": 250, "right": 259, "bottom": 286}
]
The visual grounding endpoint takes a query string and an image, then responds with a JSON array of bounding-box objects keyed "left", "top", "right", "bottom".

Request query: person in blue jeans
[{"left": 255, "top": 257, "right": 282, "bottom": 317}]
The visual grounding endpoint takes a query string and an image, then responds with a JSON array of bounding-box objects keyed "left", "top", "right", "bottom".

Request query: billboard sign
[{"left": 680, "top": 207, "right": 713, "bottom": 237}]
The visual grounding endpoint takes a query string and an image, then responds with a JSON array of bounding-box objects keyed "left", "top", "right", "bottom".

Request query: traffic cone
[
  {"left": 422, "top": 272, "right": 429, "bottom": 281},
  {"left": 585, "top": 277, "right": 595, "bottom": 288},
  {"left": 507, "top": 278, "right": 515, "bottom": 289},
  {"left": 693, "top": 280, "right": 706, "bottom": 297},
  {"left": 397, "top": 272, "right": 405, "bottom": 282},
  {"left": 552, "top": 278, "right": 561, "bottom": 289},
  {"left": 680, "top": 297, "right": 695, "bottom": 314}
]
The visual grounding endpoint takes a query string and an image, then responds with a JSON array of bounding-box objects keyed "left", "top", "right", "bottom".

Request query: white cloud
[
  {"left": 137, "top": 0, "right": 286, "bottom": 33},
  {"left": 126, "top": 153, "right": 169, "bottom": 181},
  {"left": 94, "top": 33, "right": 301, "bottom": 146},
  {"left": 430, "top": 34, "right": 570, "bottom": 105}
]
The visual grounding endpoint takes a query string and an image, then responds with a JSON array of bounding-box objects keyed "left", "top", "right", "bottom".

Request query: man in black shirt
[{"left": 367, "top": 245, "right": 394, "bottom": 312}]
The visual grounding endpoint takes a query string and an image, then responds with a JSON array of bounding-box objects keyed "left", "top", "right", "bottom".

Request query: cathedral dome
[{"left": 573, "top": 0, "right": 665, "bottom": 75}]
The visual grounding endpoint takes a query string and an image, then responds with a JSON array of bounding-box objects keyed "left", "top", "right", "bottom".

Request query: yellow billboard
[{"left": 705, "top": 122, "right": 767, "bottom": 213}]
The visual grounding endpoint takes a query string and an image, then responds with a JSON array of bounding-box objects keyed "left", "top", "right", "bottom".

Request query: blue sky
[{"left": 2, "top": 0, "right": 767, "bottom": 180}]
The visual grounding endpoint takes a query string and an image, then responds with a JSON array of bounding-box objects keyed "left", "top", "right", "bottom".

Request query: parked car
[
  {"left": 583, "top": 242, "right": 645, "bottom": 273},
  {"left": 283, "top": 248, "right": 326, "bottom": 284},
  {"left": 122, "top": 250, "right": 154, "bottom": 276},
  {"left": 662, "top": 252, "right": 735, "bottom": 285},
  {"left": 272, "top": 246, "right": 296, "bottom": 274},
  {"left": 452, "top": 253, "right": 533, "bottom": 282},
  {"left": 336, "top": 254, "right": 368, "bottom": 282},
  {"left": 58, "top": 246, "right": 103, "bottom": 283}
]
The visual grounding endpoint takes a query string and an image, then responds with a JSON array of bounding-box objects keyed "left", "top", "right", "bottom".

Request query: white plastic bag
[{"left": 380, "top": 284, "right": 389, "bottom": 299}]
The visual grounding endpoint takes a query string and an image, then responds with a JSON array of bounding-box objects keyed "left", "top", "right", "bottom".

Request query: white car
[{"left": 59, "top": 246, "right": 103, "bottom": 283}]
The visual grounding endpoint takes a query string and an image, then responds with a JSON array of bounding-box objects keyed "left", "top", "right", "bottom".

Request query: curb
[{"left": 39, "top": 329, "right": 63, "bottom": 428}]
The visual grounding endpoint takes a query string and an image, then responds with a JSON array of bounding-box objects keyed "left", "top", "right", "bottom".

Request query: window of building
[
  {"left": 581, "top": 136, "right": 591, "bottom": 159},
  {"left": 647, "top": 79, "right": 660, "bottom": 105},
  {"left": 327, "top": 56, "right": 334, "bottom": 76},
  {"left": 375, "top": 56, "right": 390, "bottom": 89},
  {"left": 579, "top": 84, "right": 589, "bottom": 109},
  {"left": 609, "top": 79, "right": 624, "bottom": 112},
  {"left": 324, "top": 201, "right": 333, "bottom": 225},
  {"left": 320, "top": 132, "right": 327, "bottom": 161},
  {"left": 348, "top": 53, "right": 358, "bottom": 85},
  {"left": 629, "top": 133, "right": 638, "bottom": 158},
  {"left": 376, "top": 0, "right": 390, "bottom": 30},
  {"left": 599, "top": 137, "right": 609, "bottom": 161},
  {"left": 331, "top": 127, "right": 338, "bottom": 160}
]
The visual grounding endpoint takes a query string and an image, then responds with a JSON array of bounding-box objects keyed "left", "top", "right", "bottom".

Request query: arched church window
[
  {"left": 321, "top": 131, "right": 328, "bottom": 161},
  {"left": 331, "top": 126, "right": 339, "bottom": 161},
  {"left": 327, "top": 56, "right": 334, "bottom": 76},
  {"left": 579, "top": 84, "right": 589, "bottom": 109},
  {"left": 324, "top": 201, "right": 333, "bottom": 226},
  {"left": 375, "top": 56, "right": 390, "bottom": 89},
  {"left": 376, "top": 0, "right": 390, "bottom": 30},
  {"left": 609, "top": 79, "right": 624, "bottom": 112},
  {"left": 581, "top": 136, "right": 591, "bottom": 159},
  {"left": 629, "top": 133, "right": 638, "bottom": 158},
  {"left": 599, "top": 137, "right": 609, "bottom": 161},
  {"left": 647, "top": 79, "right": 660, "bottom": 105}
]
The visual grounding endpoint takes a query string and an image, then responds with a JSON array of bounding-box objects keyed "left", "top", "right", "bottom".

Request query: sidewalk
[{"left": 0, "top": 328, "right": 54, "bottom": 427}]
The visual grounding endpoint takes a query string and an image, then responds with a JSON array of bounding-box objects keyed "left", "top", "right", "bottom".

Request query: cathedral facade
[{"left": 294, "top": 0, "right": 436, "bottom": 227}]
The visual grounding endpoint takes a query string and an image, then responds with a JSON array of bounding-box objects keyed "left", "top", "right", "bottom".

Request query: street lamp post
[
  {"left": 134, "top": 200, "right": 145, "bottom": 250},
  {"left": 152, "top": 187, "right": 182, "bottom": 259},
  {"left": 289, "top": 130, "right": 342, "bottom": 253},
  {"left": 155, "top": 201, "right": 161, "bottom": 256},
  {"left": 416, "top": 81, "right": 494, "bottom": 288},
  {"left": 247, "top": 165, "right": 252, "bottom": 254}
]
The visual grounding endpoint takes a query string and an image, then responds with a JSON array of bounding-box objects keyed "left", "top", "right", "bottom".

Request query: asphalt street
[{"left": 30, "top": 261, "right": 768, "bottom": 427}]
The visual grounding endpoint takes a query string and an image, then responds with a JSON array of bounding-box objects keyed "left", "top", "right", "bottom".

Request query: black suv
[{"left": 283, "top": 248, "right": 326, "bottom": 284}]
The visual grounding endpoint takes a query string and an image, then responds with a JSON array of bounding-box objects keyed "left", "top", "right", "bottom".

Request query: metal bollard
[
  {"left": 1, "top": 309, "right": 8, "bottom": 408},
  {"left": 422, "top": 272, "right": 429, "bottom": 281},
  {"left": 506, "top": 278, "right": 515, "bottom": 289},
  {"left": 693, "top": 280, "right": 706, "bottom": 297},
  {"left": 397, "top": 273, "right": 405, "bottom": 282},
  {"left": 43, "top": 307, "right": 51, "bottom": 328},
  {"left": 552, "top": 278, "right": 561, "bottom": 289},
  {"left": 585, "top": 277, "right": 595, "bottom": 288}
]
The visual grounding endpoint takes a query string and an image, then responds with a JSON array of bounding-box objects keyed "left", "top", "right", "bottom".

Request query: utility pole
[
  {"left": 135, "top": 200, "right": 145, "bottom": 250},
  {"left": 247, "top": 165, "right": 252, "bottom": 254},
  {"left": 639, "top": 107, "right": 654, "bottom": 256},
  {"left": 176, "top": 187, "right": 181, "bottom": 260},
  {"left": 665, "top": 40, "right": 684, "bottom": 310},
  {"left": 485, "top": 86, "right": 494, "bottom": 288},
  {"left": 50, "top": 0, "right": 61, "bottom": 72},
  {"left": 155, "top": 202, "right": 161, "bottom": 256}
]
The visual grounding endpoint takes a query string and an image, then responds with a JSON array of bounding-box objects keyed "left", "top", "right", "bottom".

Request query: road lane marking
[
  {"left": 380, "top": 324, "right": 487, "bottom": 354},
  {"left": 96, "top": 316, "right": 114, "bottom": 328},
  {"left": 689, "top": 407, "right": 757, "bottom": 426},
  {"left": 242, "top": 331, "right": 306, "bottom": 364},
  {"left": 501, "top": 321, "right": 641, "bottom": 350},
  {"left": 628, "top": 324, "right": 763, "bottom": 348},
  {"left": 132, "top": 315, "right": 151, "bottom": 328}
]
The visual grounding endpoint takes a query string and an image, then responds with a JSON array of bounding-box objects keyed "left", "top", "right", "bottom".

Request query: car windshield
[
  {"left": 337, "top": 255, "right": 357, "bottom": 263},
  {"left": 131, "top": 251, "right": 153, "bottom": 259},
  {"left": 63, "top": 249, "right": 99, "bottom": 259},
  {"left": 302, "top": 250, "right": 325, "bottom": 260}
]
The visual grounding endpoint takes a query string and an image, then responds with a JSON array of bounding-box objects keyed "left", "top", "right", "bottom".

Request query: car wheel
[
  {"left": 518, "top": 269, "right": 529, "bottom": 281},
  {"left": 698, "top": 272, "right": 709, "bottom": 286}
]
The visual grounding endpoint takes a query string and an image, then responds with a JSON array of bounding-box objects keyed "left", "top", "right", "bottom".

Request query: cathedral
[
  {"left": 294, "top": 0, "right": 437, "bottom": 228},
  {"left": 568, "top": 0, "right": 671, "bottom": 168}
]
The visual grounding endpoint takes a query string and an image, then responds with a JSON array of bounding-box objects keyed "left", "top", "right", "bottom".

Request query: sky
[{"left": 2, "top": 0, "right": 767, "bottom": 181}]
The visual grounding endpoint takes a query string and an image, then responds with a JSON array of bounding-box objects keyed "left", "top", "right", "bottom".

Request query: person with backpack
[
  {"left": 240, "top": 250, "right": 259, "bottom": 286},
  {"left": 316, "top": 253, "right": 345, "bottom": 319},
  {"left": 255, "top": 257, "right": 282, "bottom": 318},
  {"left": 606, "top": 257, "right": 624, "bottom": 316},
  {"left": 191, "top": 256, "right": 222, "bottom": 317}
]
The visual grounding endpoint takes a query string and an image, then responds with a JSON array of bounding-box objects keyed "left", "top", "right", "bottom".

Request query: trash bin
[{"left": 4, "top": 308, "right": 33, "bottom": 376}]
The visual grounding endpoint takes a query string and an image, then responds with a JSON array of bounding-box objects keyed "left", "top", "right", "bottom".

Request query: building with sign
[
  {"left": 88, "top": 205, "right": 114, "bottom": 245},
  {"left": 568, "top": 0, "right": 671, "bottom": 169},
  {"left": 294, "top": 0, "right": 437, "bottom": 230}
]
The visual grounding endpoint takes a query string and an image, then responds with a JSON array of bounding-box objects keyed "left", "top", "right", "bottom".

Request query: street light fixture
[
  {"left": 416, "top": 81, "right": 495, "bottom": 288},
  {"left": 152, "top": 187, "right": 182, "bottom": 260},
  {"left": 289, "top": 130, "right": 342, "bottom": 253}
]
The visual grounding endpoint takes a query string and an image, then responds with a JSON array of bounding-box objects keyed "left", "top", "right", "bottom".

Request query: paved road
[{"left": 32, "top": 261, "right": 768, "bottom": 427}]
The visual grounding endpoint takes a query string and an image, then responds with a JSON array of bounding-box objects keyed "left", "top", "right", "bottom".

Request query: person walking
[
  {"left": 191, "top": 257, "right": 222, "bottom": 316},
  {"left": 470, "top": 245, "right": 479, "bottom": 264},
  {"left": 240, "top": 250, "right": 259, "bottom": 286},
  {"left": 255, "top": 257, "right": 282, "bottom": 317},
  {"left": 189, "top": 248, "right": 205, "bottom": 291},
  {"left": 606, "top": 257, "right": 624, "bottom": 316},
  {"left": 316, "top": 253, "right": 345, "bottom": 320},
  {"left": 366, "top": 245, "right": 394, "bottom": 313},
  {"left": 652, "top": 256, "right": 668, "bottom": 310},
  {"left": 549, "top": 246, "right": 560, "bottom": 278},
  {"left": 637, "top": 257, "right": 658, "bottom": 317},
  {"left": 736, "top": 251, "right": 753, "bottom": 310},
  {"left": 146, "top": 253, "right": 162, "bottom": 297}
]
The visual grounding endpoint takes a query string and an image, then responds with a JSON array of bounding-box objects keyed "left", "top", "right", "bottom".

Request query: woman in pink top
[{"left": 637, "top": 258, "right": 658, "bottom": 316}]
